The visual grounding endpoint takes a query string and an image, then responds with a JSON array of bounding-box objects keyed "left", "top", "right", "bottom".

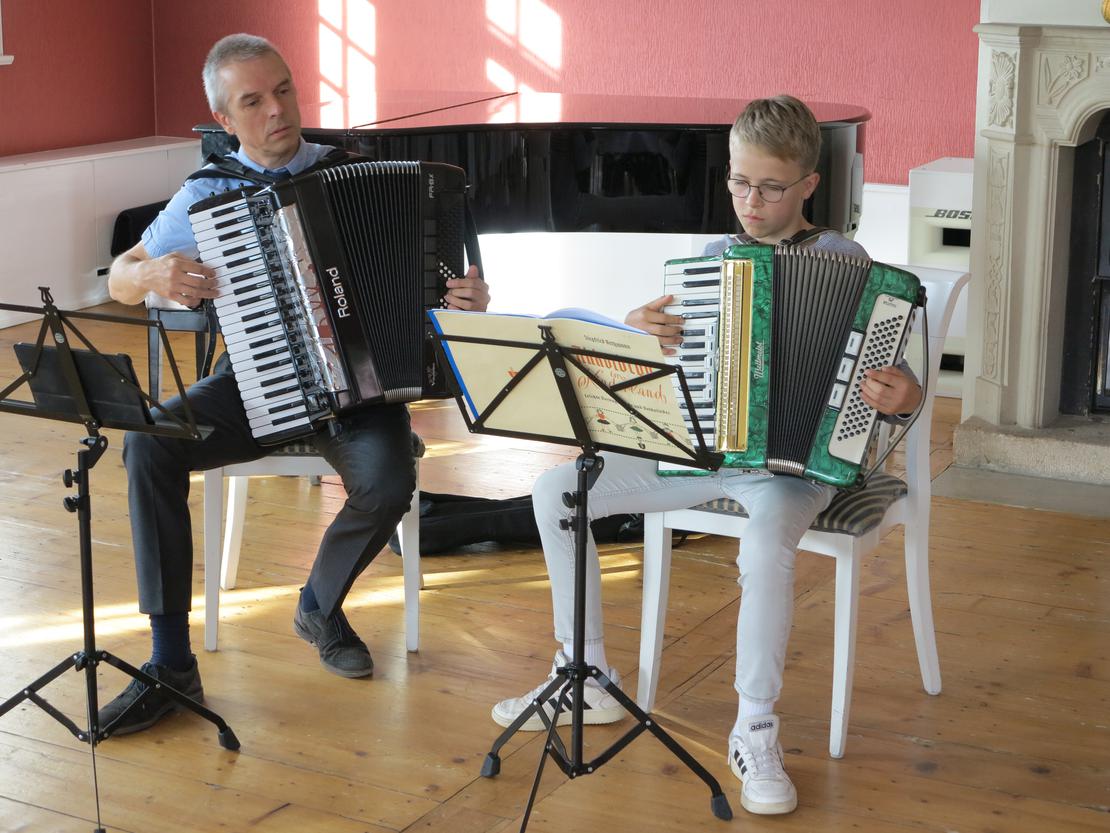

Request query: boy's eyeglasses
[{"left": 725, "top": 173, "right": 812, "bottom": 203}]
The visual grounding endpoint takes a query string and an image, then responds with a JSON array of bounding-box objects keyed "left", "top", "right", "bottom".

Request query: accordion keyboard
[
  {"left": 662, "top": 260, "right": 720, "bottom": 450},
  {"left": 190, "top": 196, "right": 316, "bottom": 441}
]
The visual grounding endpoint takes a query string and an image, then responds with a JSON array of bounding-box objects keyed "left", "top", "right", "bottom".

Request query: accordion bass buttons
[{"left": 828, "top": 294, "right": 915, "bottom": 464}]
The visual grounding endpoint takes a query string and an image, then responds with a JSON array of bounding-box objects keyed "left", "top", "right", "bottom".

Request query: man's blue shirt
[{"left": 141, "top": 139, "right": 333, "bottom": 260}]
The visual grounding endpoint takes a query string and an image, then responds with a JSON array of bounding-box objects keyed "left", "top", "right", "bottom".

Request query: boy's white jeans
[{"left": 533, "top": 452, "right": 834, "bottom": 705}]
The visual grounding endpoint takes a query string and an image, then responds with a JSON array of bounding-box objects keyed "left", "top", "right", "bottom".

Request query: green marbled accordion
[{"left": 660, "top": 243, "right": 921, "bottom": 489}]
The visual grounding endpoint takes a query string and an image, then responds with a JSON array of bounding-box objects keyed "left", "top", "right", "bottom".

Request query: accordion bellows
[{"left": 662, "top": 243, "right": 921, "bottom": 489}]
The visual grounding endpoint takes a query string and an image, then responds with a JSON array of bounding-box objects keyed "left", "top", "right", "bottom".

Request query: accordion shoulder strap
[
  {"left": 728, "top": 226, "right": 831, "bottom": 249},
  {"left": 185, "top": 146, "right": 355, "bottom": 185},
  {"left": 780, "top": 225, "right": 832, "bottom": 247}
]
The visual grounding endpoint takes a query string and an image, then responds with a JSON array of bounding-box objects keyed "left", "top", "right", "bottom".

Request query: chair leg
[
  {"left": 637, "top": 512, "right": 672, "bottom": 713},
  {"left": 202, "top": 469, "right": 224, "bottom": 652},
  {"left": 829, "top": 547, "right": 862, "bottom": 758},
  {"left": 398, "top": 463, "right": 422, "bottom": 653},
  {"left": 905, "top": 504, "right": 942, "bottom": 696},
  {"left": 193, "top": 330, "right": 206, "bottom": 380},
  {"left": 221, "top": 476, "right": 249, "bottom": 591},
  {"left": 147, "top": 319, "right": 161, "bottom": 400}
]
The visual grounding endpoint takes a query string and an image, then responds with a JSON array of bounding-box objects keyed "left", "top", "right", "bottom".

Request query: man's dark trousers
[{"left": 123, "top": 363, "right": 417, "bottom": 619}]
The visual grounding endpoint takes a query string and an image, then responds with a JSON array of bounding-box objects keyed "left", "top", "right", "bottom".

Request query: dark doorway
[{"left": 1060, "top": 111, "right": 1110, "bottom": 415}]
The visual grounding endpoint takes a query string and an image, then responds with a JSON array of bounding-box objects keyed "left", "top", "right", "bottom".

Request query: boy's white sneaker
[
  {"left": 491, "top": 650, "right": 626, "bottom": 730},
  {"left": 728, "top": 714, "right": 798, "bottom": 815}
]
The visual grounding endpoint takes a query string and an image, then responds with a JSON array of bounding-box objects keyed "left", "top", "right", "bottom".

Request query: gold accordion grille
[{"left": 714, "top": 257, "right": 755, "bottom": 452}]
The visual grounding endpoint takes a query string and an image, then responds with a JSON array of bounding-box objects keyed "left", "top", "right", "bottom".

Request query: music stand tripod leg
[
  {"left": 582, "top": 672, "right": 732, "bottom": 820},
  {"left": 96, "top": 654, "right": 239, "bottom": 749}
]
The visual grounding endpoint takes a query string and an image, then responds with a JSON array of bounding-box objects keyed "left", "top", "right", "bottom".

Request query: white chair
[
  {"left": 202, "top": 437, "right": 424, "bottom": 654},
  {"left": 637, "top": 267, "right": 970, "bottom": 758}
]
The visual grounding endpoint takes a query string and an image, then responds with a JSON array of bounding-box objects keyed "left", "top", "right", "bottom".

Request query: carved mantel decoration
[
  {"left": 1039, "top": 52, "right": 1089, "bottom": 106},
  {"left": 988, "top": 50, "right": 1017, "bottom": 128}
]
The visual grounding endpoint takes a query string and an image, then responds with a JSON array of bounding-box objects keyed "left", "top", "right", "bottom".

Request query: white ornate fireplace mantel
[{"left": 955, "top": 9, "right": 1110, "bottom": 484}]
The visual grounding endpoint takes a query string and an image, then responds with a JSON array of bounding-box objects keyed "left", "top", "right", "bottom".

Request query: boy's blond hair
[{"left": 729, "top": 95, "right": 821, "bottom": 173}]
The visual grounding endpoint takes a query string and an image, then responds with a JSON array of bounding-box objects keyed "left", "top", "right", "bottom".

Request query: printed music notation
[{"left": 429, "top": 308, "right": 698, "bottom": 461}]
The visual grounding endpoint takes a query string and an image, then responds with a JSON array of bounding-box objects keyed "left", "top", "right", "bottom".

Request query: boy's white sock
[{"left": 735, "top": 697, "right": 775, "bottom": 735}]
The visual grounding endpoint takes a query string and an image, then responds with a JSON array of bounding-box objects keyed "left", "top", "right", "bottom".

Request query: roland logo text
[{"left": 327, "top": 266, "right": 349, "bottom": 318}]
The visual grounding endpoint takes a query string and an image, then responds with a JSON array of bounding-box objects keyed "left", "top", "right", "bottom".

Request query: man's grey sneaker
[
  {"left": 98, "top": 657, "right": 204, "bottom": 737},
  {"left": 294, "top": 605, "right": 374, "bottom": 678},
  {"left": 728, "top": 714, "right": 798, "bottom": 815},
  {"left": 491, "top": 649, "right": 626, "bottom": 730}
]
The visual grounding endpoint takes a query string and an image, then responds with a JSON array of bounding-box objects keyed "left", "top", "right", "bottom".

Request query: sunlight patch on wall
[
  {"left": 486, "top": 0, "right": 562, "bottom": 71},
  {"left": 518, "top": 0, "right": 561, "bottom": 70},
  {"left": 318, "top": 0, "right": 377, "bottom": 129},
  {"left": 518, "top": 85, "right": 562, "bottom": 123},
  {"left": 484, "top": 0, "right": 563, "bottom": 123},
  {"left": 486, "top": 58, "right": 516, "bottom": 93}
]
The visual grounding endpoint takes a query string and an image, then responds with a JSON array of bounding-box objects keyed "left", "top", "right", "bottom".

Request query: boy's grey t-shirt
[
  {"left": 701, "top": 230, "right": 868, "bottom": 259},
  {"left": 699, "top": 230, "right": 918, "bottom": 415}
]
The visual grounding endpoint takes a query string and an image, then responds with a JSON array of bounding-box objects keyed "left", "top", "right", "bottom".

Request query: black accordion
[{"left": 188, "top": 160, "right": 471, "bottom": 445}]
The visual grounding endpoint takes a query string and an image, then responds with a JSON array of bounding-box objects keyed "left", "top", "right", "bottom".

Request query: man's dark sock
[
  {"left": 149, "top": 613, "right": 192, "bottom": 671},
  {"left": 299, "top": 583, "right": 320, "bottom": 613}
]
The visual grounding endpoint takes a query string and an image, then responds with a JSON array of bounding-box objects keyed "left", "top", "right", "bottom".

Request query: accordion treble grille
[
  {"left": 767, "top": 248, "right": 870, "bottom": 469},
  {"left": 715, "top": 258, "right": 753, "bottom": 452}
]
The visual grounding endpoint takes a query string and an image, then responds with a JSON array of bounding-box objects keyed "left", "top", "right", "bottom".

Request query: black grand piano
[{"left": 195, "top": 91, "right": 869, "bottom": 238}]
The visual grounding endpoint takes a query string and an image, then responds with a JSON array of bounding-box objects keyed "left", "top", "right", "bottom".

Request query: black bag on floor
[{"left": 387, "top": 491, "right": 643, "bottom": 556}]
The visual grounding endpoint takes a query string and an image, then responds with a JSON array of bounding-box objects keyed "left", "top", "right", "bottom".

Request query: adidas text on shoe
[
  {"left": 728, "top": 714, "right": 798, "bottom": 815},
  {"left": 294, "top": 605, "right": 374, "bottom": 678},
  {"left": 491, "top": 650, "right": 626, "bottom": 731},
  {"left": 98, "top": 658, "right": 204, "bottom": 737}
]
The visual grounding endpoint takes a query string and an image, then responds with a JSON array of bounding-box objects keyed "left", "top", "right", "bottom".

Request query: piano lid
[
  {"left": 195, "top": 92, "right": 869, "bottom": 236},
  {"left": 348, "top": 91, "right": 870, "bottom": 134}
]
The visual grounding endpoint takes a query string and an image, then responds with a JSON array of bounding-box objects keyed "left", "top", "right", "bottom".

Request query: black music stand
[
  {"left": 430, "top": 310, "right": 731, "bottom": 831},
  {"left": 0, "top": 288, "right": 239, "bottom": 833}
]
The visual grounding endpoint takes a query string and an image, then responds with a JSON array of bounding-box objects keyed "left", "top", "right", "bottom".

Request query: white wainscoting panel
[
  {"left": 0, "top": 137, "right": 201, "bottom": 328},
  {"left": 481, "top": 232, "right": 721, "bottom": 323}
]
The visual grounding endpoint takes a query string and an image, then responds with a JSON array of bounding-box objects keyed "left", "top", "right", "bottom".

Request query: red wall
[
  {"left": 0, "top": 0, "right": 156, "bottom": 157},
  {"left": 1, "top": 1, "right": 981, "bottom": 185},
  {"left": 150, "top": 0, "right": 981, "bottom": 185}
]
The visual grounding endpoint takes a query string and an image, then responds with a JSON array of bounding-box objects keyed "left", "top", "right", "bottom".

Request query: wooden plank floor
[{"left": 0, "top": 304, "right": 1107, "bottom": 832}]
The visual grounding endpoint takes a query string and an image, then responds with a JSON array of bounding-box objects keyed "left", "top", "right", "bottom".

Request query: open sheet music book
[{"left": 428, "top": 307, "right": 706, "bottom": 465}]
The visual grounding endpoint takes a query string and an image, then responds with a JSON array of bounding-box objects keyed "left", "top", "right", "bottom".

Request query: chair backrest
[
  {"left": 893, "top": 265, "right": 971, "bottom": 395},
  {"left": 885, "top": 265, "right": 970, "bottom": 500}
]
